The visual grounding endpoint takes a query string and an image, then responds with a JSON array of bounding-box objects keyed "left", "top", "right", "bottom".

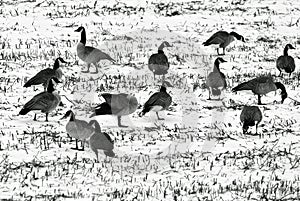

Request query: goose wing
[
  {"left": 203, "top": 31, "right": 229, "bottom": 45},
  {"left": 24, "top": 68, "right": 56, "bottom": 87},
  {"left": 23, "top": 92, "right": 57, "bottom": 112}
]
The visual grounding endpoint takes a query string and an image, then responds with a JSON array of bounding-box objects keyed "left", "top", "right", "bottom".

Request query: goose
[
  {"left": 240, "top": 106, "right": 262, "bottom": 134},
  {"left": 75, "top": 26, "right": 115, "bottom": 74},
  {"left": 203, "top": 31, "right": 245, "bottom": 55},
  {"left": 139, "top": 81, "right": 172, "bottom": 120},
  {"left": 89, "top": 120, "right": 115, "bottom": 161},
  {"left": 206, "top": 57, "right": 227, "bottom": 100},
  {"left": 232, "top": 76, "right": 287, "bottom": 105},
  {"left": 60, "top": 110, "right": 94, "bottom": 151},
  {"left": 148, "top": 41, "right": 172, "bottom": 80},
  {"left": 23, "top": 57, "right": 67, "bottom": 91},
  {"left": 276, "top": 44, "right": 296, "bottom": 77},
  {"left": 19, "top": 77, "right": 61, "bottom": 121},
  {"left": 90, "top": 93, "right": 138, "bottom": 127}
]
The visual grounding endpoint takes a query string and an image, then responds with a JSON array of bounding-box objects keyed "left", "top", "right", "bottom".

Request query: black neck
[
  {"left": 69, "top": 112, "right": 75, "bottom": 121},
  {"left": 47, "top": 80, "right": 55, "bottom": 93},
  {"left": 80, "top": 28, "right": 86, "bottom": 45},
  {"left": 283, "top": 47, "right": 289, "bottom": 56},
  {"left": 160, "top": 86, "right": 167, "bottom": 92},
  {"left": 213, "top": 60, "right": 220, "bottom": 72},
  {"left": 275, "top": 82, "right": 285, "bottom": 92},
  {"left": 158, "top": 50, "right": 164, "bottom": 54},
  {"left": 53, "top": 59, "right": 59, "bottom": 70}
]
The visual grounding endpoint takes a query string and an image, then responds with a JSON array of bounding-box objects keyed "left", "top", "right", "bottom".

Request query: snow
[{"left": 1, "top": 0, "right": 300, "bottom": 200}]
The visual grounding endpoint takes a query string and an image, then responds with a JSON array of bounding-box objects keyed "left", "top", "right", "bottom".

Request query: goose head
[
  {"left": 89, "top": 119, "right": 101, "bottom": 132},
  {"left": 74, "top": 26, "right": 85, "bottom": 32},
  {"left": 158, "top": 41, "right": 172, "bottom": 51},
  {"left": 60, "top": 110, "right": 75, "bottom": 120},
  {"left": 53, "top": 57, "right": 67, "bottom": 70},
  {"left": 229, "top": 32, "right": 245, "bottom": 42},
  {"left": 213, "top": 57, "right": 227, "bottom": 72},
  {"left": 285, "top": 44, "right": 295, "bottom": 50}
]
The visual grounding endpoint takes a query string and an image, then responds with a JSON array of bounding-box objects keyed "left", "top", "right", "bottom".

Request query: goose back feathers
[
  {"left": 240, "top": 106, "right": 262, "bottom": 134},
  {"left": 19, "top": 77, "right": 61, "bottom": 121}
]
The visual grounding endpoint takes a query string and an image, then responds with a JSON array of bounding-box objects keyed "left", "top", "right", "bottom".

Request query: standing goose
[
  {"left": 61, "top": 110, "right": 94, "bottom": 151},
  {"left": 90, "top": 93, "right": 138, "bottom": 127},
  {"left": 75, "top": 26, "right": 115, "bottom": 74},
  {"left": 139, "top": 81, "right": 172, "bottom": 120},
  {"left": 19, "top": 77, "right": 61, "bottom": 121},
  {"left": 203, "top": 31, "right": 245, "bottom": 55},
  {"left": 148, "top": 41, "right": 172, "bottom": 80},
  {"left": 276, "top": 44, "right": 296, "bottom": 77},
  {"left": 232, "top": 76, "right": 287, "bottom": 105},
  {"left": 89, "top": 120, "right": 115, "bottom": 161},
  {"left": 206, "top": 57, "right": 227, "bottom": 100},
  {"left": 240, "top": 106, "right": 262, "bottom": 134},
  {"left": 24, "top": 57, "right": 67, "bottom": 91}
]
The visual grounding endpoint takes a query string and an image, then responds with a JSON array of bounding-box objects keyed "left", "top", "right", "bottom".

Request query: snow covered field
[{"left": 1, "top": 0, "right": 300, "bottom": 200}]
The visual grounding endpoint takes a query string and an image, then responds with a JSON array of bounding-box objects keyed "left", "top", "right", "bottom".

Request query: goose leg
[
  {"left": 223, "top": 48, "right": 225, "bottom": 55},
  {"left": 91, "top": 63, "right": 99, "bottom": 74},
  {"left": 217, "top": 48, "right": 220, "bottom": 55},
  {"left": 208, "top": 88, "right": 212, "bottom": 100},
  {"left": 80, "top": 140, "right": 85, "bottom": 151},
  {"left": 45, "top": 113, "right": 49, "bottom": 122},
  {"left": 258, "top": 95, "right": 262, "bottom": 105},
  {"left": 82, "top": 64, "right": 90, "bottom": 73},
  {"left": 72, "top": 139, "right": 79, "bottom": 150},
  {"left": 34, "top": 114, "right": 37, "bottom": 121},
  {"left": 255, "top": 123, "right": 258, "bottom": 134},
  {"left": 117, "top": 116, "right": 127, "bottom": 127},
  {"left": 156, "top": 112, "right": 164, "bottom": 120}
]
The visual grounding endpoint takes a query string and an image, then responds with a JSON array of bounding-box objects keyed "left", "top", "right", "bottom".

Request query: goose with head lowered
[
  {"left": 24, "top": 57, "right": 67, "bottom": 91},
  {"left": 19, "top": 77, "right": 61, "bottom": 121},
  {"left": 90, "top": 93, "right": 138, "bottom": 127},
  {"left": 75, "top": 26, "right": 115, "bottom": 74},
  {"left": 240, "top": 106, "right": 262, "bottom": 134},
  {"left": 203, "top": 31, "right": 245, "bottom": 55},
  {"left": 276, "top": 44, "right": 296, "bottom": 77},
  {"left": 232, "top": 75, "right": 287, "bottom": 105},
  {"left": 139, "top": 81, "right": 172, "bottom": 120},
  {"left": 206, "top": 57, "right": 227, "bottom": 100},
  {"left": 148, "top": 41, "right": 172, "bottom": 80},
  {"left": 60, "top": 110, "right": 94, "bottom": 151},
  {"left": 89, "top": 120, "right": 115, "bottom": 161}
]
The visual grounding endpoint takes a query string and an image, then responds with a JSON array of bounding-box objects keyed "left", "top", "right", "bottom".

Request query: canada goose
[
  {"left": 276, "top": 44, "right": 296, "bottom": 77},
  {"left": 240, "top": 106, "right": 262, "bottom": 134},
  {"left": 24, "top": 57, "right": 67, "bottom": 91},
  {"left": 60, "top": 110, "right": 94, "bottom": 151},
  {"left": 203, "top": 31, "right": 245, "bottom": 55},
  {"left": 206, "top": 57, "right": 227, "bottom": 100},
  {"left": 232, "top": 76, "right": 287, "bottom": 105},
  {"left": 90, "top": 93, "right": 138, "bottom": 127},
  {"left": 139, "top": 81, "right": 172, "bottom": 120},
  {"left": 19, "top": 77, "right": 61, "bottom": 121},
  {"left": 148, "top": 41, "right": 172, "bottom": 80},
  {"left": 89, "top": 120, "right": 115, "bottom": 160},
  {"left": 75, "top": 26, "right": 115, "bottom": 74}
]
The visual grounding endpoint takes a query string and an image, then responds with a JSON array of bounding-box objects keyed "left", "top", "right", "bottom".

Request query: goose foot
[{"left": 81, "top": 70, "right": 90, "bottom": 73}]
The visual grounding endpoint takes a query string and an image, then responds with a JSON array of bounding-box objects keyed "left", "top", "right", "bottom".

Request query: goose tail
[{"left": 104, "top": 150, "right": 115, "bottom": 157}]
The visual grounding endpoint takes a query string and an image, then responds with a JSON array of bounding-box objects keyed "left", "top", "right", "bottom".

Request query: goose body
[
  {"left": 90, "top": 93, "right": 138, "bottom": 127},
  {"left": 232, "top": 76, "right": 287, "bottom": 105},
  {"left": 206, "top": 58, "right": 227, "bottom": 99},
  {"left": 140, "top": 81, "right": 172, "bottom": 120},
  {"left": 24, "top": 57, "right": 66, "bottom": 91},
  {"left": 240, "top": 106, "right": 262, "bottom": 134},
  {"left": 19, "top": 77, "right": 61, "bottom": 121},
  {"left": 61, "top": 110, "right": 94, "bottom": 150},
  {"left": 75, "top": 26, "right": 115, "bottom": 73},
  {"left": 148, "top": 41, "right": 172, "bottom": 80},
  {"left": 276, "top": 44, "right": 296, "bottom": 77},
  {"left": 89, "top": 120, "right": 115, "bottom": 160},
  {"left": 203, "top": 31, "right": 245, "bottom": 55}
]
